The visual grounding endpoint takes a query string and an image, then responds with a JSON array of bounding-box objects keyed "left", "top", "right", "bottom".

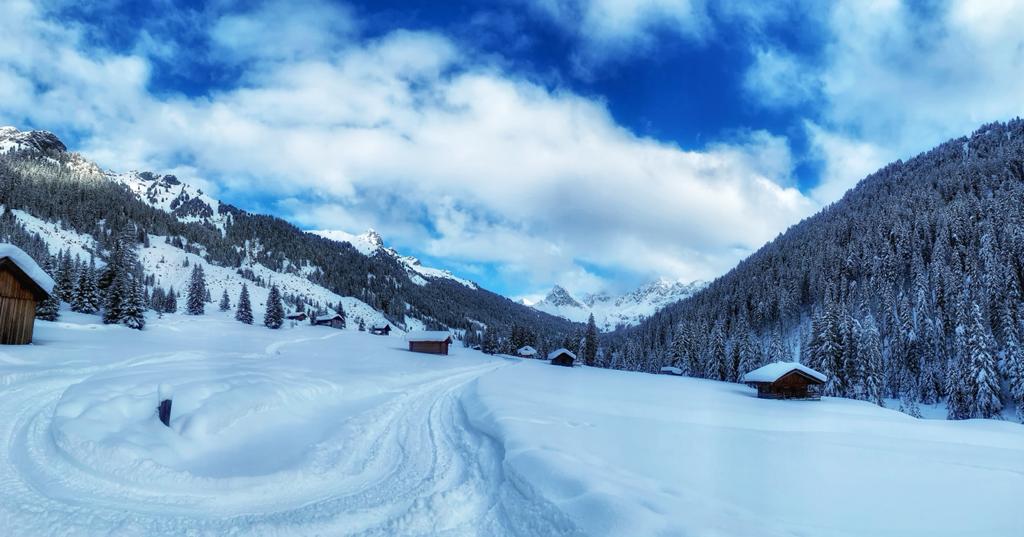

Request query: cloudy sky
[{"left": 2, "top": 1, "right": 1023, "bottom": 301}]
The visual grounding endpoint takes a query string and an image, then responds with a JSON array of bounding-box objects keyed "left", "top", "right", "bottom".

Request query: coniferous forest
[{"left": 607, "top": 119, "right": 1024, "bottom": 421}]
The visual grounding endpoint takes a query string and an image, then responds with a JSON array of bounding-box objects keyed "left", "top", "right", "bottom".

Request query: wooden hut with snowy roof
[
  {"left": 547, "top": 348, "right": 576, "bottom": 367},
  {"left": 406, "top": 331, "right": 453, "bottom": 355},
  {"left": 742, "top": 362, "right": 826, "bottom": 400},
  {"left": 370, "top": 323, "right": 391, "bottom": 336},
  {"left": 0, "top": 244, "right": 55, "bottom": 344},
  {"left": 313, "top": 313, "right": 344, "bottom": 329}
]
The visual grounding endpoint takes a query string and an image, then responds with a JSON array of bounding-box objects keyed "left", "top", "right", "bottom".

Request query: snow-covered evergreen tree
[
  {"left": 71, "top": 257, "right": 100, "bottom": 314},
  {"left": 186, "top": 264, "right": 206, "bottom": 315},
  {"left": 859, "top": 312, "right": 885, "bottom": 406},
  {"left": 121, "top": 276, "right": 146, "bottom": 330},
  {"left": 54, "top": 249, "right": 76, "bottom": 303},
  {"left": 264, "top": 285, "right": 284, "bottom": 329},
  {"left": 336, "top": 302, "right": 347, "bottom": 328},
  {"left": 968, "top": 302, "right": 1002, "bottom": 418},
  {"left": 219, "top": 289, "right": 230, "bottom": 312},
  {"left": 583, "top": 314, "right": 598, "bottom": 366},
  {"left": 235, "top": 284, "right": 253, "bottom": 324},
  {"left": 35, "top": 258, "right": 60, "bottom": 321},
  {"left": 164, "top": 286, "right": 178, "bottom": 313}
]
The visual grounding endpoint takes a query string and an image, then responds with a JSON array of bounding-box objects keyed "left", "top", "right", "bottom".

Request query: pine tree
[
  {"left": 583, "top": 314, "right": 598, "bottom": 366},
  {"left": 218, "top": 289, "right": 230, "bottom": 312},
  {"left": 264, "top": 285, "right": 284, "bottom": 329},
  {"left": 235, "top": 284, "right": 253, "bottom": 324},
  {"left": 54, "top": 250, "right": 76, "bottom": 303},
  {"left": 164, "top": 286, "right": 178, "bottom": 313},
  {"left": 186, "top": 264, "right": 207, "bottom": 315},
  {"left": 35, "top": 257, "right": 60, "bottom": 321},
  {"left": 968, "top": 302, "right": 1002, "bottom": 418},
  {"left": 335, "top": 302, "right": 347, "bottom": 328},
  {"left": 71, "top": 257, "right": 100, "bottom": 314},
  {"left": 358, "top": 317, "right": 366, "bottom": 332},
  {"left": 121, "top": 276, "right": 146, "bottom": 330},
  {"left": 103, "top": 272, "right": 126, "bottom": 324},
  {"left": 859, "top": 312, "right": 885, "bottom": 406},
  {"left": 709, "top": 322, "right": 729, "bottom": 381},
  {"left": 1004, "top": 319, "right": 1024, "bottom": 422}
]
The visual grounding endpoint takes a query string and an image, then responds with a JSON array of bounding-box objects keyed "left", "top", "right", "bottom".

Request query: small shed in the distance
[
  {"left": 548, "top": 348, "right": 575, "bottom": 367},
  {"left": 313, "top": 313, "right": 345, "bottom": 329},
  {"left": 407, "top": 331, "right": 452, "bottom": 355},
  {"left": 742, "top": 362, "right": 827, "bottom": 400},
  {"left": 659, "top": 366, "right": 683, "bottom": 376},
  {"left": 516, "top": 345, "right": 537, "bottom": 358},
  {"left": 0, "top": 244, "right": 55, "bottom": 345},
  {"left": 370, "top": 323, "right": 391, "bottom": 336},
  {"left": 285, "top": 312, "right": 308, "bottom": 322}
]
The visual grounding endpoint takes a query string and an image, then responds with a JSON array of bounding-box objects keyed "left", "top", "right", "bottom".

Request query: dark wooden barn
[
  {"left": 406, "top": 331, "right": 452, "bottom": 355},
  {"left": 547, "top": 348, "right": 576, "bottom": 367},
  {"left": 742, "top": 362, "right": 827, "bottom": 400},
  {"left": 285, "top": 312, "right": 308, "bottom": 322},
  {"left": 0, "top": 245, "right": 55, "bottom": 345},
  {"left": 370, "top": 324, "right": 391, "bottom": 336},
  {"left": 313, "top": 313, "right": 344, "bottom": 329}
]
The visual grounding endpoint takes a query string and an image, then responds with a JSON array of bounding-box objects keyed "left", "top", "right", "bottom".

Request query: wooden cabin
[
  {"left": 659, "top": 366, "right": 684, "bottom": 376},
  {"left": 370, "top": 324, "right": 391, "bottom": 336},
  {"left": 285, "top": 312, "right": 308, "bottom": 322},
  {"left": 516, "top": 345, "right": 537, "bottom": 358},
  {"left": 406, "top": 331, "right": 452, "bottom": 355},
  {"left": 742, "top": 362, "right": 826, "bottom": 400},
  {"left": 0, "top": 245, "right": 55, "bottom": 345},
  {"left": 548, "top": 348, "right": 576, "bottom": 367},
  {"left": 313, "top": 313, "right": 344, "bottom": 329}
]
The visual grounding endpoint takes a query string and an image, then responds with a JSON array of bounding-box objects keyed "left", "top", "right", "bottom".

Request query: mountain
[
  {"left": 532, "top": 279, "right": 705, "bottom": 330},
  {"left": 0, "top": 126, "right": 577, "bottom": 342},
  {"left": 311, "top": 229, "right": 476, "bottom": 289},
  {"left": 607, "top": 118, "right": 1024, "bottom": 422}
]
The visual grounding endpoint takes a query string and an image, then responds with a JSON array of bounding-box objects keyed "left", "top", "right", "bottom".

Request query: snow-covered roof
[
  {"left": 0, "top": 244, "right": 55, "bottom": 295},
  {"left": 743, "top": 362, "right": 827, "bottom": 384},
  {"left": 547, "top": 348, "right": 576, "bottom": 360},
  {"left": 517, "top": 345, "right": 537, "bottom": 356},
  {"left": 406, "top": 330, "right": 452, "bottom": 342},
  {"left": 660, "top": 366, "right": 683, "bottom": 375},
  {"left": 315, "top": 314, "right": 342, "bottom": 322}
]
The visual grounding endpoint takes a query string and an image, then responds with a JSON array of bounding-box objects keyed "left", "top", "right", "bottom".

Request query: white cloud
[
  {"left": 0, "top": 0, "right": 817, "bottom": 296},
  {"left": 746, "top": 1, "right": 1024, "bottom": 203}
]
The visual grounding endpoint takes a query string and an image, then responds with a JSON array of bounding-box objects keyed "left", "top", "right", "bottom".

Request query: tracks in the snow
[{"left": 0, "top": 347, "right": 581, "bottom": 536}]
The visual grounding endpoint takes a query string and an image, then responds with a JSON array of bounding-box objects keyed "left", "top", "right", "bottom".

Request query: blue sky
[{"left": 2, "top": 1, "right": 1023, "bottom": 301}]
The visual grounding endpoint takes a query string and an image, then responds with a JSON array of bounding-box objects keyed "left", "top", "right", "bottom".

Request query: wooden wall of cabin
[{"left": 0, "top": 269, "right": 38, "bottom": 345}]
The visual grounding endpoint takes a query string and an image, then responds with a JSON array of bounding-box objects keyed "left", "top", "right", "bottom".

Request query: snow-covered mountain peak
[
  {"left": 312, "top": 228, "right": 477, "bottom": 290},
  {"left": 543, "top": 285, "right": 584, "bottom": 309},
  {"left": 0, "top": 126, "right": 67, "bottom": 154},
  {"left": 533, "top": 278, "right": 706, "bottom": 331},
  {"left": 105, "top": 170, "right": 230, "bottom": 229}
]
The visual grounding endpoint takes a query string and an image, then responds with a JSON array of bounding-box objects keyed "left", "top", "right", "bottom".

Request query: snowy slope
[
  {"left": 1, "top": 315, "right": 1021, "bottom": 536},
  {"left": 312, "top": 228, "right": 477, "bottom": 289},
  {"left": 532, "top": 279, "right": 705, "bottom": 330},
  {"left": 464, "top": 361, "right": 1024, "bottom": 537},
  {"left": 140, "top": 236, "right": 388, "bottom": 329}
]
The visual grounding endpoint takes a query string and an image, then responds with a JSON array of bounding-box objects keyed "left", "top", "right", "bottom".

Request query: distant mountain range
[{"left": 531, "top": 279, "right": 705, "bottom": 331}]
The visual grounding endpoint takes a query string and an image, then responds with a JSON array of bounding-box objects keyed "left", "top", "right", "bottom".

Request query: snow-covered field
[{"left": 1, "top": 314, "right": 1022, "bottom": 536}]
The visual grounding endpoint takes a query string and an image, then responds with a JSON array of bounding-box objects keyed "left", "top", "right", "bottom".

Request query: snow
[
  {"left": 517, "top": 345, "right": 537, "bottom": 356},
  {"left": 405, "top": 330, "right": 453, "bottom": 342},
  {"left": 743, "top": 361, "right": 827, "bottom": 383},
  {"left": 0, "top": 243, "right": 56, "bottom": 294},
  {"left": 547, "top": 348, "right": 576, "bottom": 360},
  {"left": 464, "top": 362, "right": 1024, "bottom": 537},
  {"left": 0, "top": 314, "right": 1022, "bottom": 536},
  {"left": 8, "top": 208, "right": 100, "bottom": 262}
]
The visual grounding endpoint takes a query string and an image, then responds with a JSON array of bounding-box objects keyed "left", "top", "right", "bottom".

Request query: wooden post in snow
[{"left": 158, "top": 384, "right": 173, "bottom": 427}]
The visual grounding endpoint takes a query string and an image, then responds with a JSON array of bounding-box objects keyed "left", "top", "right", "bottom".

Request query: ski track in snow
[{"left": 0, "top": 332, "right": 580, "bottom": 536}]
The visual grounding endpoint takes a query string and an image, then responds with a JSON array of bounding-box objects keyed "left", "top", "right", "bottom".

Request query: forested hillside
[
  {"left": 608, "top": 119, "right": 1024, "bottom": 421},
  {"left": 0, "top": 135, "right": 576, "bottom": 342}
]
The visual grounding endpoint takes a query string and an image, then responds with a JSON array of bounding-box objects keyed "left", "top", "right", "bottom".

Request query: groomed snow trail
[{"left": 0, "top": 317, "right": 582, "bottom": 536}]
